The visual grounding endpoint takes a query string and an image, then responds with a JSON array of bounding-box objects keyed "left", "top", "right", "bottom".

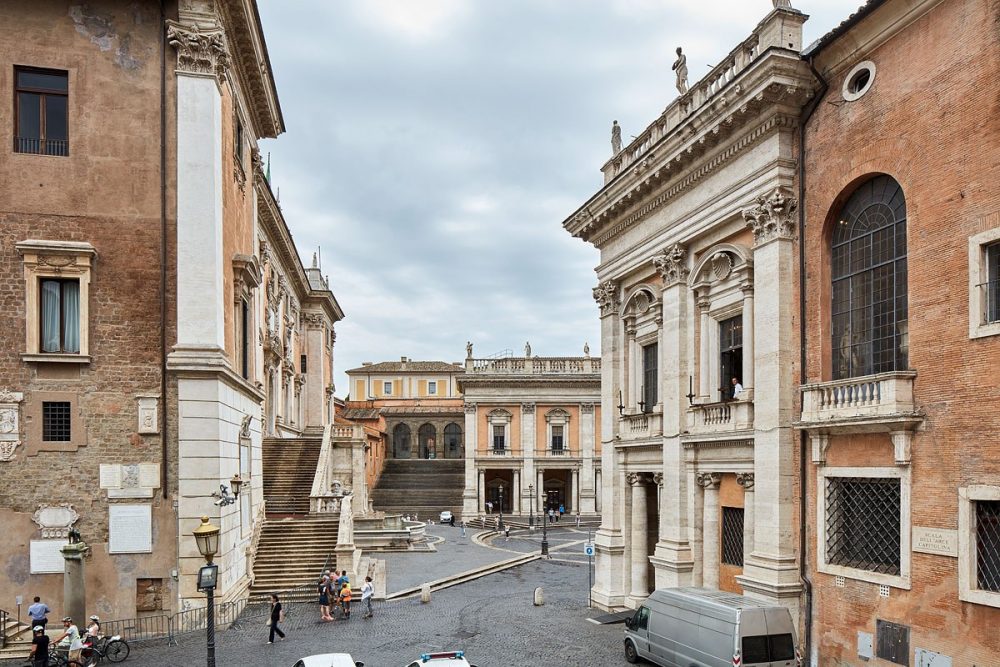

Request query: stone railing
[
  {"left": 620, "top": 411, "right": 662, "bottom": 440},
  {"left": 603, "top": 15, "right": 773, "bottom": 182},
  {"left": 479, "top": 448, "right": 513, "bottom": 457},
  {"left": 245, "top": 498, "right": 266, "bottom": 584},
  {"left": 309, "top": 423, "right": 355, "bottom": 514},
  {"left": 687, "top": 399, "right": 754, "bottom": 436},
  {"left": 799, "top": 371, "right": 918, "bottom": 424},
  {"left": 545, "top": 448, "right": 572, "bottom": 457},
  {"left": 466, "top": 356, "right": 600, "bottom": 375}
]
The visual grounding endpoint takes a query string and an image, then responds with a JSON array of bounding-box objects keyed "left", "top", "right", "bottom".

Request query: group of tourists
[{"left": 26, "top": 595, "right": 104, "bottom": 666}]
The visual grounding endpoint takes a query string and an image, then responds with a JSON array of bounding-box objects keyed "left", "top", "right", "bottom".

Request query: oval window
[{"left": 842, "top": 61, "right": 876, "bottom": 101}]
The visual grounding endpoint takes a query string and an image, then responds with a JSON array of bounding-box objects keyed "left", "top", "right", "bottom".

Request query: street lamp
[
  {"left": 211, "top": 474, "right": 245, "bottom": 507},
  {"left": 193, "top": 516, "right": 220, "bottom": 667},
  {"left": 528, "top": 483, "right": 535, "bottom": 528},
  {"left": 498, "top": 483, "right": 505, "bottom": 531},
  {"left": 539, "top": 487, "right": 549, "bottom": 557}
]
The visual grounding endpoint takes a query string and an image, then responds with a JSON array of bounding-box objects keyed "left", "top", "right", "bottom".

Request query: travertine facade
[{"left": 0, "top": 0, "right": 343, "bottom": 619}]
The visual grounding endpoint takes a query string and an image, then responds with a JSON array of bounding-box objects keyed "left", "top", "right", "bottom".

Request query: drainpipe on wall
[
  {"left": 159, "top": 0, "right": 169, "bottom": 500},
  {"left": 798, "top": 56, "right": 828, "bottom": 667}
]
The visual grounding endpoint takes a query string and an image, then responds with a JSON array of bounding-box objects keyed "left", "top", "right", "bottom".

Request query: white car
[
  {"left": 406, "top": 651, "right": 475, "bottom": 667},
  {"left": 294, "top": 654, "right": 364, "bottom": 667},
  {"left": 439, "top": 510, "right": 453, "bottom": 523}
]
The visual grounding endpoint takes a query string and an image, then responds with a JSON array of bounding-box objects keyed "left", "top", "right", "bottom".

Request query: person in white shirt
[
  {"left": 361, "top": 576, "right": 375, "bottom": 619},
  {"left": 731, "top": 377, "right": 744, "bottom": 399},
  {"left": 53, "top": 617, "right": 84, "bottom": 662},
  {"left": 86, "top": 615, "right": 101, "bottom": 640}
]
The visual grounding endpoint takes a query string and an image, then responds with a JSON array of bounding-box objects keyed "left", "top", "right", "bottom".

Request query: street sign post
[{"left": 586, "top": 529, "right": 594, "bottom": 608}]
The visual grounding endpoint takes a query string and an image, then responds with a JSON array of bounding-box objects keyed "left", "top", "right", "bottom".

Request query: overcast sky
[{"left": 256, "top": 0, "right": 861, "bottom": 397}]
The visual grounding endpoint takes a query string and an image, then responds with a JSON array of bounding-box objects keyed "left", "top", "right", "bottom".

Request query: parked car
[
  {"left": 439, "top": 510, "right": 453, "bottom": 523},
  {"left": 623, "top": 587, "right": 799, "bottom": 667},
  {"left": 406, "top": 650, "right": 476, "bottom": 666},
  {"left": 294, "top": 654, "right": 364, "bottom": 667}
]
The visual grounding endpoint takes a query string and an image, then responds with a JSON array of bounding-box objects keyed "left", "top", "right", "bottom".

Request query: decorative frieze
[
  {"left": 652, "top": 242, "right": 690, "bottom": 286},
  {"left": 592, "top": 280, "right": 620, "bottom": 317},
  {"left": 0, "top": 390, "right": 23, "bottom": 462},
  {"left": 165, "top": 20, "right": 230, "bottom": 83},
  {"left": 743, "top": 187, "right": 798, "bottom": 247}
]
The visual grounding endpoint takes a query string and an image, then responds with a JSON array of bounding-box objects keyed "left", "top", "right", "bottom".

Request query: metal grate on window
[
  {"left": 976, "top": 500, "right": 1000, "bottom": 592},
  {"left": 721, "top": 506, "right": 744, "bottom": 566},
  {"left": 42, "top": 401, "right": 71, "bottom": 442},
  {"left": 826, "top": 477, "right": 901, "bottom": 575},
  {"left": 876, "top": 619, "right": 909, "bottom": 666}
]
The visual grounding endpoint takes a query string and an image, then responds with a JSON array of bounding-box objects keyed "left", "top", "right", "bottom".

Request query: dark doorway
[
  {"left": 444, "top": 422, "right": 463, "bottom": 459},
  {"left": 719, "top": 315, "right": 743, "bottom": 401},
  {"left": 418, "top": 423, "right": 436, "bottom": 459},
  {"left": 393, "top": 423, "right": 411, "bottom": 459}
]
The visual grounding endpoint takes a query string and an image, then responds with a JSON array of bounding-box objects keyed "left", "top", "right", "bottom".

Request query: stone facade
[
  {"left": 563, "top": 6, "right": 814, "bottom": 615},
  {"left": 799, "top": 0, "right": 1000, "bottom": 663},
  {"left": 457, "top": 353, "right": 602, "bottom": 521},
  {"left": 0, "top": 0, "right": 343, "bottom": 619}
]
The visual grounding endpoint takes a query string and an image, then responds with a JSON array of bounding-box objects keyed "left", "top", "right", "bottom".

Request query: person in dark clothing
[
  {"left": 267, "top": 594, "right": 285, "bottom": 643},
  {"left": 29, "top": 626, "right": 49, "bottom": 666}
]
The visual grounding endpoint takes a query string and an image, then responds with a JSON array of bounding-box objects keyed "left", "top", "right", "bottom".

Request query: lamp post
[
  {"left": 193, "top": 516, "right": 220, "bottom": 667},
  {"left": 528, "top": 483, "right": 535, "bottom": 528},
  {"left": 498, "top": 483, "right": 505, "bottom": 531},
  {"left": 539, "top": 487, "right": 549, "bottom": 557}
]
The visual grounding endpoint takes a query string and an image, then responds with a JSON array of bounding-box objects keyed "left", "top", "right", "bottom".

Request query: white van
[{"left": 623, "top": 588, "right": 799, "bottom": 667}]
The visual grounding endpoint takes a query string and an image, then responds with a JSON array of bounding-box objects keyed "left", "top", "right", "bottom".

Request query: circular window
[{"left": 842, "top": 61, "right": 876, "bottom": 101}]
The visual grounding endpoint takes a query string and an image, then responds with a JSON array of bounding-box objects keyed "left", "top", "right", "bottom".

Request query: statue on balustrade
[
  {"left": 672, "top": 46, "right": 689, "bottom": 94},
  {"left": 611, "top": 120, "right": 622, "bottom": 155}
]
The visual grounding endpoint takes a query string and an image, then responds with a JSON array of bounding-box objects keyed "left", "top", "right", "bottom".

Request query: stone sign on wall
[
  {"left": 109, "top": 504, "right": 152, "bottom": 554},
  {"left": 912, "top": 526, "right": 958, "bottom": 557}
]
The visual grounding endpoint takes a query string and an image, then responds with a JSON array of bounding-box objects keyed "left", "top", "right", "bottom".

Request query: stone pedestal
[{"left": 61, "top": 542, "right": 88, "bottom": 626}]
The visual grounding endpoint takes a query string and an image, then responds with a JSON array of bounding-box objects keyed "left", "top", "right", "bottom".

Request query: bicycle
[{"left": 80, "top": 635, "right": 130, "bottom": 665}]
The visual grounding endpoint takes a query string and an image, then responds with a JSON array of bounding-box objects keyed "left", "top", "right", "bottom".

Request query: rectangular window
[
  {"left": 234, "top": 117, "right": 244, "bottom": 168},
  {"left": 39, "top": 278, "right": 80, "bottom": 353},
  {"left": 826, "top": 477, "right": 901, "bottom": 575},
  {"left": 551, "top": 425, "right": 564, "bottom": 451},
  {"left": 428, "top": 381, "right": 437, "bottom": 395},
  {"left": 721, "top": 506, "right": 744, "bottom": 566},
  {"left": 492, "top": 425, "right": 505, "bottom": 450},
  {"left": 42, "top": 401, "right": 71, "bottom": 442},
  {"left": 383, "top": 381, "right": 392, "bottom": 395},
  {"left": 299, "top": 354, "right": 307, "bottom": 374},
  {"left": 239, "top": 298, "right": 250, "bottom": 379},
  {"left": 15, "top": 67, "right": 69, "bottom": 156},
  {"left": 986, "top": 242, "right": 1000, "bottom": 324},
  {"left": 719, "top": 315, "right": 743, "bottom": 400},
  {"left": 642, "top": 342, "right": 658, "bottom": 413},
  {"left": 977, "top": 500, "right": 1000, "bottom": 592}
]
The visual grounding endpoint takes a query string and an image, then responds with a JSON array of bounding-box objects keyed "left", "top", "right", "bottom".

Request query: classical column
[
  {"left": 570, "top": 469, "right": 579, "bottom": 514},
  {"left": 513, "top": 469, "right": 521, "bottom": 516},
  {"left": 698, "top": 472, "right": 722, "bottom": 589},
  {"left": 461, "top": 403, "right": 479, "bottom": 520},
  {"left": 477, "top": 469, "right": 486, "bottom": 514},
  {"left": 650, "top": 242, "right": 695, "bottom": 588},
  {"left": 626, "top": 319, "right": 638, "bottom": 410},
  {"left": 627, "top": 473, "right": 652, "bottom": 605},
  {"left": 697, "top": 294, "right": 712, "bottom": 399},
  {"left": 521, "top": 402, "right": 536, "bottom": 515},
  {"left": 741, "top": 283, "right": 755, "bottom": 391},
  {"left": 737, "top": 473, "right": 755, "bottom": 570},
  {"left": 579, "top": 403, "right": 597, "bottom": 514}
]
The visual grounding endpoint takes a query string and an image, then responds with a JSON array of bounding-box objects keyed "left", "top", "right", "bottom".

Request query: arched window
[
  {"left": 392, "top": 423, "right": 411, "bottom": 459},
  {"left": 418, "top": 423, "right": 436, "bottom": 459},
  {"left": 831, "top": 175, "right": 908, "bottom": 380},
  {"left": 444, "top": 423, "right": 463, "bottom": 459}
]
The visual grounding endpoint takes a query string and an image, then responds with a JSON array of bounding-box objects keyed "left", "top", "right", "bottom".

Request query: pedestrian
[
  {"left": 318, "top": 576, "right": 332, "bottom": 621},
  {"left": 86, "top": 615, "right": 101, "bottom": 640},
  {"left": 548, "top": 508, "right": 555, "bottom": 523},
  {"left": 504, "top": 525, "right": 510, "bottom": 541},
  {"left": 267, "top": 593, "right": 286, "bottom": 643},
  {"left": 449, "top": 514, "right": 455, "bottom": 527},
  {"left": 27, "top": 596, "right": 50, "bottom": 629},
  {"left": 340, "top": 581, "right": 352, "bottom": 618},
  {"left": 559, "top": 504, "right": 565, "bottom": 521},
  {"left": 486, "top": 501, "right": 492, "bottom": 514},
  {"left": 361, "top": 576, "right": 374, "bottom": 619},
  {"left": 461, "top": 521, "right": 467, "bottom": 538},
  {"left": 53, "top": 616, "right": 83, "bottom": 663},
  {"left": 29, "top": 625, "right": 49, "bottom": 667},
  {"left": 730, "top": 376, "right": 744, "bottom": 399}
]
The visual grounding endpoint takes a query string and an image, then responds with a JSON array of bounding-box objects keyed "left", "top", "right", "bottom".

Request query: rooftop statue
[
  {"left": 672, "top": 47, "right": 689, "bottom": 94},
  {"left": 611, "top": 120, "right": 622, "bottom": 155}
]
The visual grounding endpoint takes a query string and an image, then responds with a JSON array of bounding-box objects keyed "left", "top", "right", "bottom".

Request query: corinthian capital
[
  {"left": 652, "top": 242, "right": 689, "bottom": 286},
  {"left": 696, "top": 472, "right": 722, "bottom": 489},
  {"left": 743, "top": 187, "right": 798, "bottom": 247},
  {"left": 592, "top": 280, "right": 620, "bottom": 318},
  {"left": 166, "top": 20, "right": 230, "bottom": 83}
]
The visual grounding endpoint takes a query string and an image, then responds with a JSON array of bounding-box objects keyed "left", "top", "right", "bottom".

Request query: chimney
[{"left": 362, "top": 362, "right": 372, "bottom": 366}]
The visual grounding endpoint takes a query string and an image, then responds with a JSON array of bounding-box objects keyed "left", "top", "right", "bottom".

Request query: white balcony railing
[
  {"left": 799, "top": 371, "right": 918, "bottom": 425},
  {"left": 466, "top": 356, "right": 600, "bottom": 375},
  {"left": 687, "top": 399, "right": 754, "bottom": 436},
  {"left": 620, "top": 411, "right": 662, "bottom": 440}
]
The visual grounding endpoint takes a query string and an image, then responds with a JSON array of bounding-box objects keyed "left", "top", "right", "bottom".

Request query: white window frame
[
  {"left": 428, "top": 381, "right": 437, "bottom": 395},
  {"left": 383, "top": 381, "right": 393, "bottom": 396},
  {"left": 487, "top": 409, "right": 512, "bottom": 452},
  {"left": 969, "top": 223, "right": 1000, "bottom": 339},
  {"left": 545, "top": 408, "right": 570, "bottom": 452},
  {"left": 959, "top": 485, "right": 1000, "bottom": 607},
  {"left": 817, "top": 466, "right": 911, "bottom": 589},
  {"left": 16, "top": 240, "right": 95, "bottom": 363}
]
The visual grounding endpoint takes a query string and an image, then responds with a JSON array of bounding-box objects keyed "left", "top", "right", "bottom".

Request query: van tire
[{"left": 624, "top": 639, "right": 639, "bottom": 663}]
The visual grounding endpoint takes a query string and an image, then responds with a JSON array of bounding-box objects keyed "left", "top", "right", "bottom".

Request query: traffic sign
[{"left": 584, "top": 543, "right": 595, "bottom": 556}]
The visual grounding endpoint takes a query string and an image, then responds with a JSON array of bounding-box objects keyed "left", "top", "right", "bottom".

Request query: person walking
[
  {"left": 27, "top": 596, "right": 50, "bottom": 629},
  {"left": 504, "top": 525, "right": 511, "bottom": 541},
  {"left": 548, "top": 508, "right": 555, "bottom": 524},
  {"left": 558, "top": 504, "right": 565, "bottom": 521},
  {"left": 318, "top": 576, "right": 332, "bottom": 621},
  {"left": 340, "top": 581, "right": 352, "bottom": 618},
  {"left": 361, "top": 576, "right": 374, "bottom": 619},
  {"left": 267, "top": 593, "right": 286, "bottom": 644}
]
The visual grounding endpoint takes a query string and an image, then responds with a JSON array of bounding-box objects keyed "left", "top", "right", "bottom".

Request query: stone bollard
[
  {"left": 420, "top": 583, "right": 431, "bottom": 603},
  {"left": 533, "top": 586, "right": 544, "bottom": 606}
]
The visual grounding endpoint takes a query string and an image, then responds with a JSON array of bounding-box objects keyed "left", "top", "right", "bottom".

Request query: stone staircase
[
  {"left": 0, "top": 612, "right": 33, "bottom": 661},
  {"left": 371, "top": 459, "right": 465, "bottom": 520},
  {"left": 262, "top": 436, "right": 322, "bottom": 516},
  {"left": 248, "top": 514, "right": 339, "bottom": 602}
]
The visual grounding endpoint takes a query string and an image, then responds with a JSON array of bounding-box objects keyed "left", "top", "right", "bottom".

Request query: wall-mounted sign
[{"left": 912, "top": 526, "right": 958, "bottom": 557}]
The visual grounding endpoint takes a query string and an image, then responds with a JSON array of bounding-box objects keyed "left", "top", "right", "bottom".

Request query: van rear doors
[{"left": 738, "top": 608, "right": 797, "bottom": 667}]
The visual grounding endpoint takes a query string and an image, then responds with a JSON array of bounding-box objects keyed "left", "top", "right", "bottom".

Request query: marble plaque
[
  {"left": 913, "top": 526, "right": 958, "bottom": 557},
  {"left": 139, "top": 464, "right": 160, "bottom": 488},
  {"left": 30, "top": 540, "right": 68, "bottom": 574},
  {"left": 109, "top": 504, "right": 152, "bottom": 554},
  {"left": 99, "top": 465, "right": 122, "bottom": 489}
]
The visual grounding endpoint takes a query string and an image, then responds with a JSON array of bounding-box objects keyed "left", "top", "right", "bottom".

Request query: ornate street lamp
[
  {"left": 498, "top": 483, "right": 505, "bottom": 531},
  {"left": 193, "top": 516, "right": 220, "bottom": 667},
  {"left": 211, "top": 473, "right": 245, "bottom": 507},
  {"left": 528, "top": 483, "right": 535, "bottom": 529}
]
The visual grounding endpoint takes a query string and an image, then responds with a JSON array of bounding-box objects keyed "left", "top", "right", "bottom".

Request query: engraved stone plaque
[
  {"left": 109, "top": 504, "right": 152, "bottom": 554},
  {"left": 30, "top": 540, "right": 69, "bottom": 574},
  {"left": 912, "top": 526, "right": 958, "bottom": 557}
]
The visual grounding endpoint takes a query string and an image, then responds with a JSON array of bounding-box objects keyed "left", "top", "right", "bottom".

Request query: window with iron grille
[
  {"left": 831, "top": 175, "right": 908, "bottom": 379},
  {"left": 42, "top": 401, "right": 71, "bottom": 442},
  {"left": 721, "top": 506, "right": 744, "bottom": 566},
  {"left": 14, "top": 67, "right": 69, "bottom": 156},
  {"left": 826, "top": 476, "right": 901, "bottom": 575},
  {"left": 976, "top": 500, "right": 1000, "bottom": 592}
]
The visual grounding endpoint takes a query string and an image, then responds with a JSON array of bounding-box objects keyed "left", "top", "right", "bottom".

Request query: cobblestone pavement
[
  {"left": 485, "top": 525, "right": 598, "bottom": 566},
  {"left": 125, "top": 557, "right": 627, "bottom": 667}
]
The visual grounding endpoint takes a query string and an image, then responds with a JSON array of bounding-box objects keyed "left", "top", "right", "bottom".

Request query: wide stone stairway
[
  {"left": 252, "top": 435, "right": 337, "bottom": 601},
  {"left": 370, "top": 459, "right": 465, "bottom": 520}
]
